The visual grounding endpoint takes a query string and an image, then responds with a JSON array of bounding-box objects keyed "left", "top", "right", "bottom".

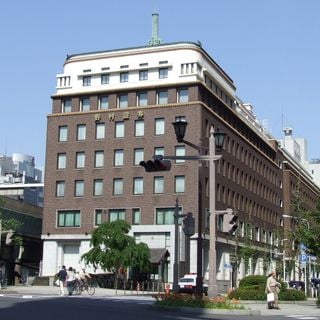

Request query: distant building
[
  {"left": 0, "top": 154, "right": 43, "bottom": 207},
  {"left": 279, "top": 128, "right": 320, "bottom": 187}
]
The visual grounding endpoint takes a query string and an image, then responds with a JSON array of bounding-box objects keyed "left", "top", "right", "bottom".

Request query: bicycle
[{"left": 74, "top": 279, "right": 96, "bottom": 295}]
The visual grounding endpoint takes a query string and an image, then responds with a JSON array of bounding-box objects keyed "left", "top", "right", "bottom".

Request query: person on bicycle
[{"left": 79, "top": 268, "right": 91, "bottom": 286}]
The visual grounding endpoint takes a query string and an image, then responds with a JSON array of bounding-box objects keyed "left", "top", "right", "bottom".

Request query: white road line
[{"left": 286, "top": 314, "right": 319, "bottom": 320}]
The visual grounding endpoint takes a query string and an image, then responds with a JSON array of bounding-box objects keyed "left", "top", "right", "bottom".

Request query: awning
[{"left": 149, "top": 248, "right": 170, "bottom": 264}]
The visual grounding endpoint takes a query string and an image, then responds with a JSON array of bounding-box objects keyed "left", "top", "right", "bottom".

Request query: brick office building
[{"left": 41, "top": 40, "right": 319, "bottom": 290}]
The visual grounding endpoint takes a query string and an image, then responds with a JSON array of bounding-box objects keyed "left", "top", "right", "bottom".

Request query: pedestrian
[
  {"left": 265, "top": 271, "right": 281, "bottom": 309},
  {"left": 57, "top": 265, "right": 67, "bottom": 296},
  {"left": 66, "top": 267, "right": 76, "bottom": 295}
]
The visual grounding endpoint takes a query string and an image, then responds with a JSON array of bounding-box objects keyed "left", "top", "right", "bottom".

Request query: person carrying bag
[{"left": 265, "top": 271, "right": 281, "bottom": 309}]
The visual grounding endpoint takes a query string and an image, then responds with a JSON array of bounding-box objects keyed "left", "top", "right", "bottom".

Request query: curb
[{"left": 151, "top": 304, "right": 261, "bottom": 316}]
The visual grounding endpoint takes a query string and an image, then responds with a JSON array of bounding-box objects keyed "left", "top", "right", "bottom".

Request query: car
[
  {"left": 288, "top": 280, "right": 305, "bottom": 291},
  {"left": 178, "top": 274, "right": 208, "bottom": 296}
]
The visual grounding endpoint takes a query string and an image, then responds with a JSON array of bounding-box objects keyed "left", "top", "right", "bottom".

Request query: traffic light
[
  {"left": 222, "top": 212, "right": 238, "bottom": 235},
  {"left": 139, "top": 159, "right": 171, "bottom": 172},
  {"left": 183, "top": 212, "right": 195, "bottom": 236},
  {"left": 5, "top": 229, "right": 15, "bottom": 245}
]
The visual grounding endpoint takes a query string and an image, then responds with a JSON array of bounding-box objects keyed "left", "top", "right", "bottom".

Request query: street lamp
[{"left": 172, "top": 120, "right": 225, "bottom": 297}]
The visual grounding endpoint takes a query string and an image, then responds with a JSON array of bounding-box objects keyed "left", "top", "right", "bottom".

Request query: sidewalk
[
  {"left": 1, "top": 285, "right": 319, "bottom": 316},
  {"left": 240, "top": 299, "right": 319, "bottom": 316},
  {"left": 0, "top": 284, "right": 159, "bottom": 297}
]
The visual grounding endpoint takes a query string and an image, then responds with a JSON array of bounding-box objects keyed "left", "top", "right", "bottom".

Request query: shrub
[
  {"left": 228, "top": 275, "right": 306, "bottom": 301},
  {"left": 32, "top": 276, "right": 50, "bottom": 286},
  {"left": 279, "top": 289, "right": 306, "bottom": 301},
  {"left": 228, "top": 287, "right": 306, "bottom": 301},
  {"left": 228, "top": 288, "right": 266, "bottom": 300},
  {"left": 153, "top": 293, "right": 244, "bottom": 309},
  {"left": 238, "top": 275, "right": 267, "bottom": 290}
]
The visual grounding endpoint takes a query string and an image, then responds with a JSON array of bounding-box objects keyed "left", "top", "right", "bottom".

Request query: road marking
[{"left": 286, "top": 316, "right": 319, "bottom": 320}]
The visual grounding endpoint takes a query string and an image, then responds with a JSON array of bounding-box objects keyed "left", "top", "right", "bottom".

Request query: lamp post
[
  {"left": 172, "top": 120, "right": 225, "bottom": 297},
  {"left": 282, "top": 214, "right": 310, "bottom": 296},
  {"left": 281, "top": 239, "right": 288, "bottom": 281}
]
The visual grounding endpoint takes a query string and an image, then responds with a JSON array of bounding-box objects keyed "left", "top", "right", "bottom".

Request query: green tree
[
  {"left": 296, "top": 199, "right": 320, "bottom": 257},
  {"left": 0, "top": 198, "right": 23, "bottom": 246},
  {"left": 81, "top": 220, "right": 150, "bottom": 276}
]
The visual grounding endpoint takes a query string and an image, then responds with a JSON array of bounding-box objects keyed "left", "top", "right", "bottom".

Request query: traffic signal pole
[{"left": 141, "top": 128, "right": 224, "bottom": 297}]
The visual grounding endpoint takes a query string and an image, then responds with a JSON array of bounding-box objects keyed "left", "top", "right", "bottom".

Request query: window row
[
  {"left": 57, "top": 208, "right": 279, "bottom": 246},
  {"left": 223, "top": 138, "right": 279, "bottom": 185},
  {"left": 58, "top": 118, "right": 169, "bottom": 141},
  {"left": 217, "top": 219, "right": 278, "bottom": 246},
  {"left": 60, "top": 88, "right": 189, "bottom": 113},
  {"left": 217, "top": 162, "right": 281, "bottom": 201},
  {"left": 57, "top": 146, "right": 185, "bottom": 169},
  {"left": 57, "top": 206, "right": 183, "bottom": 228},
  {"left": 55, "top": 176, "right": 186, "bottom": 198},
  {"left": 216, "top": 184, "right": 279, "bottom": 224},
  {"left": 81, "top": 67, "right": 169, "bottom": 88}
]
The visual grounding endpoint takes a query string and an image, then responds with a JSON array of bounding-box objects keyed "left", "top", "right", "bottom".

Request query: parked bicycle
[{"left": 73, "top": 279, "right": 96, "bottom": 295}]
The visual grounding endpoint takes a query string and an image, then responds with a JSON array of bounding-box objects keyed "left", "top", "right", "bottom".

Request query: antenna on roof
[{"left": 149, "top": 12, "right": 161, "bottom": 46}]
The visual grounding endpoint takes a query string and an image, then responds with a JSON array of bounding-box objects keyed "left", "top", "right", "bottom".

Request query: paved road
[{"left": 0, "top": 285, "right": 319, "bottom": 320}]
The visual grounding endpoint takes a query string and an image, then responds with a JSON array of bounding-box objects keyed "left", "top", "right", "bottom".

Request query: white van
[{"left": 178, "top": 274, "right": 208, "bottom": 295}]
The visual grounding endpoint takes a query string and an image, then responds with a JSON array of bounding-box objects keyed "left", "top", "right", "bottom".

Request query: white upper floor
[{"left": 55, "top": 42, "right": 236, "bottom": 99}]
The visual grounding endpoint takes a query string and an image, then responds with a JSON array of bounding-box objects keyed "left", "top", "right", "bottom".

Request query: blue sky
[{"left": 1, "top": 0, "right": 319, "bottom": 169}]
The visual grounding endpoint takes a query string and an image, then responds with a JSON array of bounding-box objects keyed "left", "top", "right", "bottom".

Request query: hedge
[{"left": 228, "top": 275, "right": 306, "bottom": 301}]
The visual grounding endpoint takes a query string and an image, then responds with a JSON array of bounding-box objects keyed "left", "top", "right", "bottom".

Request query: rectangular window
[
  {"left": 109, "top": 209, "right": 125, "bottom": 222},
  {"left": 119, "top": 94, "right": 128, "bottom": 108},
  {"left": 77, "top": 124, "right": 86, "bottom": 141},
  {"left": 175, "top": 146, "right": 185, "bottom": 163},
  {"left": 75, "top": 152, "right": 85, "bottom": 169},
  {"left": 113, "top": 178, "right": 123, "bottom": 195},
  {"left": 99, "top": 96, "right": 109, "bottom": 109},
  {"left": 95, "top": 209, "right": 102, "bottom": 226},
  {"left": 137, "top": 92, "right": 148, "bottom": 106},
  {"left": 155, "top": 118, "right": 165, "bottom": 135},
  {"left": 134, "top": 148, "right": 144, "bottom": 166},
  {"left": 135, "top": 120, "right": 144, "bottom": 137},
  {"left": 156, "top": 207, "right": 181, "bottom": 225},
  {"left": 132, "top": 208, "right": 141, "bottom": 225},
  {"left": 157, "top": 90, "right": 168, "bottom": 104},
  {"left": 139, "top": 70, "right": 148, "bottom": 81},
  {"left": 82, "top": 76, "right": 91, "bottom": 86},
  {"left": 80, "top": 98, "right": 90, "bottom": 111},
  {"left": 93, "top": 179, "right": 103, "bottom": 196},
  {"left": 62, "top": 99, "right": 72, "bottom": 113},
  {"left": 154, "top": 147, "right": 164, "bottom": 157},
  {"left": 159, "top": 68, "right": 168, "bottom": 79},
  {"left": 74, "top": 180, "right": 84, "bottom": 197},
  {"left": 101, "top": 74, "right": 109, "bottom": 84},
  {"left": 115, "top": 121, "right": 125, "bottom": 138},
  {"left": 58, "top": 126, "right": 68, "bottom": 142},
  {"left": 57, "top": 153, "right": 67, "bottom": 169},
  {"left": 94, "top": 150, "right": 104, "bottom": 168},
  {"left": 178, "top": 88, "right": 189, "bottom": 103},
  {"left": 57, "top": 210, "right": 80, "bottom": 227},
  {"left": 114, "top": 149, "right": 124, "bottom": 167},
  {"left": 56, "top": 181, "right": 65, "bottom": 197},
  {"left": 154, "top": 176, "right": 164, "bottom": 194},
  {"left": 133, "top": 177, "right": 143, "bottom": 195},
  {"left": 175, "top": 175, "right": 185, "bottom": 193},
  {"left": 95, "top": 123, "right": 105, "bottom": 139},
  {"left": 120, "top": 72, "right": 129, "bottom": 83}
]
